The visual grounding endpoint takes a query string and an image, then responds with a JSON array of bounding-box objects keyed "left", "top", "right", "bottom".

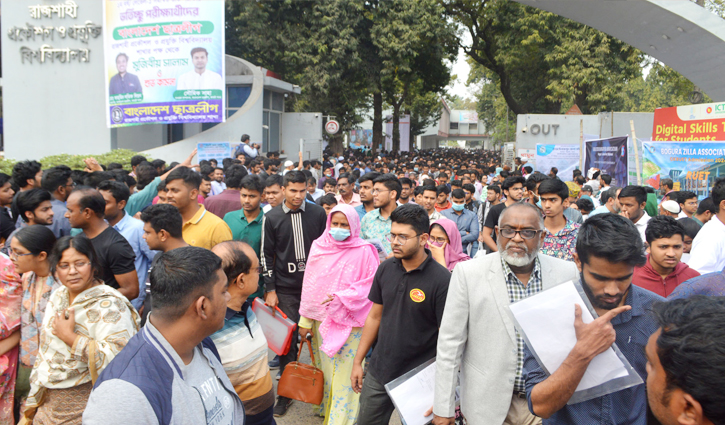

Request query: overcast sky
[{"left": 446, "top": 30, "right": 475, "bottom": 101}]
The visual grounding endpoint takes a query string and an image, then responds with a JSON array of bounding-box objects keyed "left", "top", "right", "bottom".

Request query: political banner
[
  {"left": 642, "top": 142, "right": 725, "bottom": 199},
  {"left": 197, "top": 142, "right": 230, "bottom": 163},
  {"left": 653, "top": 102, "right": 725, "bottom": 141},
  {"left": 584, "top": 136, "right": 628, "bottom": 187},
  {"left": 535, "top": 144, "right": 580, "bottom": 181},
  {"left": 103, "top": 0, "right": 225, "bottom": 128},
  {"left": 349, "top": 129, "right": 372, "bottom": 150}
]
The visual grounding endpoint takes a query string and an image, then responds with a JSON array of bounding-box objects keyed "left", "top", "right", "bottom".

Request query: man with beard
[
  {"left": 355, "top": 172, "right": 380, "bottom": 220},
  {"left": 432, "top": 202, "right": 577, "bottom": 425},
  {"left": 523, "top": 214, "right": 665, "bottom": 424}
]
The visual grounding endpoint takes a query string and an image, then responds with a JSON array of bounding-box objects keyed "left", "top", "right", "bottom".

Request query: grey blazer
[{"left": 433, "top": 252, "right": 579, "bottom": 425}]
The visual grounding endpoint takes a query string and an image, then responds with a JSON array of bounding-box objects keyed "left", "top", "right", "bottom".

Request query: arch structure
[{"left": 513, "top": 0, "right": 725, "bottom": 101}]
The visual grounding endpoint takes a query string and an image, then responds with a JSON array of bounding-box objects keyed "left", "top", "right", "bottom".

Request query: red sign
[{"left": 653, "top": 102, "right": 725, "bottom": 141}]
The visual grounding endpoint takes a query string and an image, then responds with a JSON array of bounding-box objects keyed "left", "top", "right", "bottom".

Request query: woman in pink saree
[
  {"left": 0, "top": 254, "right": 23, "bottom": 423},
  {"left": 298, "top": 204, "right": 379, "bottom": 425}
]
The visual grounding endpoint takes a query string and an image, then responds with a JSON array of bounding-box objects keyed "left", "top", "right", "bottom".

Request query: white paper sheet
[
  {"left": 509, "top": 281, "right": 628, "bottom": 391},
  {"left": 386, "top": 362, "right": 436, "bottom": 425}
]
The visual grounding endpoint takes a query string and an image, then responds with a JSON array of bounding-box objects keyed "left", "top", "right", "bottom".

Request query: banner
[
  {"left": 517, "top": 148, "right": 536, "bottom": 166},
  {"left": 653, "top": 102, "right": 725, "bottom": 141},
  {"left": 197, "top": 142, "right": 230, "bottom": 163},
  {"left": 103, "top": 0, "right": 225, "bottom": 128},
  {"left": 349, "top": 129, "right": 372, "bottom": 150},
  {"left": 642, "top": 142, "right": 725, "bottom": 199},
  {"left": 535, "top": 144, "right": 580, "bottom": 181},
  {"left": 584, "top": 136, "right": 628, "bottom": 187},
  {"left": 458, "top": 111, "right": 478, "bottom": 124}
]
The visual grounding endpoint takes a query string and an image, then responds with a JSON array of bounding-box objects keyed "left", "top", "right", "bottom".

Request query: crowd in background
[{"left": 0, "top": 135, "right": 721, "bottom": 425}]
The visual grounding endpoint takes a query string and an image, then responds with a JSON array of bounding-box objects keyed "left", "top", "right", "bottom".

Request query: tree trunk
[
  {"left": 328, "top": 134, "right": 344, "bottom": 156},
  {"left": 372, "top": 92, "right": 383, "bottom": 156},
  {"left": 392, "top": 101, "right": 401, "bottom": 153}
]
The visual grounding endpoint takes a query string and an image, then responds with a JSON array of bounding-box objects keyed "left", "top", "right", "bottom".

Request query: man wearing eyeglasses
[
  {"left": 432, "top": 202, "right": 578, "bottom": 425},
  {"left": 352, "top": 204, "right": 451, "bottom": 425},
  {"left": 480, "top": 176, "right": 527, "bottom": 253}
]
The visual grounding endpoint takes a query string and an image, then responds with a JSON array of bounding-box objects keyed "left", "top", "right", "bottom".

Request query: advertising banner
[
  {"left": 653, "top": 101, "right": 725, "bottom": 141},
  {"left": 584, "top": 136, "right": 629, "bottom": 187},
  {"left": 103, "top": 0, "right": 225, "bottom": 128},
  {"left": 197, "top": 142, "right": 230, "bottom": 163},
  {"left": 349, "top": 129, "right": 372, "bottom": 150},
  {"left": 535, "top": 144, "right": 580, "bottom": 181},
  {"left": 458, "top": 111, "right": 478, "bottom": 124},
  {"left": 642, "top": 142, "right": 725, "bottom": 199},
  {"left": 517, "top": 148, "right": 536, "bottom": 166}
]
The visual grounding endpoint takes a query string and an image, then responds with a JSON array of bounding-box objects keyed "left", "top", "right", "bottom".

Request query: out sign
[{"left": 325, "top": 120, "right": 340, "bottom": 135}]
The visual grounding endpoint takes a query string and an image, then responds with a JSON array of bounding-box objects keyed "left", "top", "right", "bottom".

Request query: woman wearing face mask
[
  {"left": 9, "top": 226, "right": 60, "bottom": 411},
  {"left": 428, "top": 218, "right": 470, "bottom": 272},
  {"left": 298, "top": 204, "right": 379, "bottom": 425},
  {"left": 22, "top": 235, "right": 140, "bottom": 425}
]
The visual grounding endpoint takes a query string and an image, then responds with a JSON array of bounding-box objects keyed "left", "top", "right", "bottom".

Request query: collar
[
  {"left": 501, "top": 256, "right": 542, "bottom": 283},
  {"left": 225, "top": 301, "right": 251, "bottom": 320},
  {"left": 186, "top": 205, "right": 207, "bottom": 225},
  {"left": 241, "top": 209, "right": 264, "bottom": 223},
  {"left": 611, "top": 284, "right": 644, "bottom": 324},
  {"left": 633, "top": 212, "right": 651, "bottom": 226},
  {"left": 112, "top": 211, "right": 132, "bottom": 231},
  {"left": 282, "top": 200, "right": 306, "bottom": 213}
]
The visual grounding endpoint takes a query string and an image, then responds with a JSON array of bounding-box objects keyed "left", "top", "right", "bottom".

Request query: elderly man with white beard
[{"left": 431, "top": 202, "right": 578, "bottom": 425}]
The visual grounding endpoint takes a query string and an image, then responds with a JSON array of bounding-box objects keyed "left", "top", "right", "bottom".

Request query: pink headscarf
[
  {"left": 431, "top": 218, "right": 470, "bottom": 272},
  {"left": 299, "top": 204, "right": 379, "bottom": 357}
]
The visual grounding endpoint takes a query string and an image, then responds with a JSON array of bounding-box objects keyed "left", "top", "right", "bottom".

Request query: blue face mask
[
  {"left": 414, "top": 167, "right": 419, "bottom": 172},
  {"left": 329, "top": 227, "right": 351, "bottom": 241},
  {"left": 452, "top": 202, "right": 465, "bottom": 212}
]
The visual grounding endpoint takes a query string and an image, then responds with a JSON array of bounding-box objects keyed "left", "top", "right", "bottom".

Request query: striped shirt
[{"left": 210, "top": 302, "right": 275, "bottom": 415}]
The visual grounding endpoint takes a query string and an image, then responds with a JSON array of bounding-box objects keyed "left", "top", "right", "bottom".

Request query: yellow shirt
[{"left": 182, "top": 205, "right": 233, "bottom": 249}]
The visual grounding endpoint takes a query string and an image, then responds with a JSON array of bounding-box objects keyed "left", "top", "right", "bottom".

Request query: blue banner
[{"left": 642, "top": 142, "right": 725, "bottom": 199}]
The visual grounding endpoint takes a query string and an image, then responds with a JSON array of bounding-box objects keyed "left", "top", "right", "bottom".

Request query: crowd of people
[{"left": 0, "top": 135, "right": 721, "bottom": 425}]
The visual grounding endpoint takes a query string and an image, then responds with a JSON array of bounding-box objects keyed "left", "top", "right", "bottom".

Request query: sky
[{"left": 446, "top": 31, "right": 476, "bottom": 101}]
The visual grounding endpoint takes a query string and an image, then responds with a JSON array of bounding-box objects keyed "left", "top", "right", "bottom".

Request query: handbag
[{"left": 277, "top": 337, "right": 324, "bottom": 405}]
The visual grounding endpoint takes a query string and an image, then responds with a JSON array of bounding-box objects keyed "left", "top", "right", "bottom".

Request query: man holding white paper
[
  {"left": 433, "top": 202, "right": 578, "bottom": 425},
  {"left": 523, "top": 214, "right": 664, "bottom": 424}
]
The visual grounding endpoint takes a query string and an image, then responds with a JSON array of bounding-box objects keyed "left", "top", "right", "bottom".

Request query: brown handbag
[{"left": 277, "top": 337, "right": 325, "bottom": 405}]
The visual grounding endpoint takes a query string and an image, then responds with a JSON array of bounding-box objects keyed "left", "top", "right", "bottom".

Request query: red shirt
[{"left": 633, "top": 255, "right": 700, "bottom": 297}]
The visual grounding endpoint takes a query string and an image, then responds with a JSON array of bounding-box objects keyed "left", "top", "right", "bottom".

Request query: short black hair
[
  {"left": 390, "top": 203, "right": 429, "bottom": 235},
  {"left": 600, "top": 174, "right": 612, "bottom": 185},
  {"left": 0, "top": 173, "right": 11, "bottom": 188},
  {"left": 399, "top": 177, "right": 413, "bottom": 188},
  {"left": 576, "top": 213, "right": 646, "bottom": 267},
  {"left": 502, "top": 176, "right": 526, "bottom": 191},
  {"left": 676, "top": 191, "right": 697, "bottom": 205},
  {"left": 14, "top": 225, "right": 56, "bottom": 256},
  {"left": 71, "top": 187, "right": 106, "bottom": 218},
  {"left": 131, "top": 155, "right": 147, "bottom": 167},
  {"left": 436, "top": 185, "right": 450, "bottom": 196},
  {"left": 265, "top": 174, "right": 283, "bottom": 188},
  {"left": 12, "top": 160, "right": 42, "bottom": 189},
  {"left": 50, "top": 235, "right": 102, "bottom": 278},
  {"left": 338, "top": 173, "right": 356, "bottom": 185},
  {"left": 422, "top": 185, "right": 437, "bottom": 196},
  {"left": 660, "top": 178, "right": 674, "bottom": 190},
  {"left": 215, "top": 241, "right": 252, "bottom": 282},
  {"left": 373, "top": 174, "right": 402, "bottom": 201},
  {"left": 576, "top": 197, "right": 594, "bottom": 215},
  {"left": 224, "top": 164, "right": 248, "bottom": 189},
  {"left": 283, "top": 170, "right": 306, "bottom": 187},
  {"left": 696, "top": 197, "right": 716, "bottom": 215},
  {"left": 150, "top": 247, "right": 223, "bottom": 320},
  {"left": 83, "top": 171, "right": 115, "bottom": 189},
  {"left": 140, "top": 204, "right": 183, "bottom": 239},
  {"left": 317, "top": 193, "right": 338, "bottom": 207},
  {"left": 323, "top": 177, "right": 337, "bottom": 187},
  {"left": 618, "top": 185, "right": 647, "bottom": 206},
  {"left": 41, "top": 167, "right": 72, "bottom": 193},
  {"left": 677, "top": 217, "right": 701, "bottom": 240},
  {"left": 240, "top": 134, "right": 250, "bottom": 142},
  {"left": 538, "top": 178, "right": 569, "bottom": 201},
  {"left": 166, "top": 167, "right": 201, "bottom": 190},
  {"left": 16, "top": 189, "right": 52, "bottom": 223},
  {"left": 652, "top": 296, "right": 725, "bottom": 423},
  {"left": 97, "top": 180, "right": 131, "bottom": 204},
  {"left": 358, "top": 172, "right": 381, "bottom": 185},
  {"left": 307, "top": 176, "right": 317, "bottom": 186},
  {"left": 574, "top": 175, "right": 586, "bottom": 186},
  {"left": 645, "top": 215, "right": 685, "bottom": 244},
  {"left": 451, "top": 188, "right": 465, "bottom": 200},
  {"left": 450, "top": 179, "right": 462, "bottom": 188},
  {"left": 239, "top": 175, "right": 264, "bottom": 194},
  {"left": 462, "top": 183, "right": 476, "bottom": 194},
  {"left": 712, "top": 177, "right": 725, "bottom": 212},
  {"left": 488, "top": 185, "right": 501, "bottom": 195}
]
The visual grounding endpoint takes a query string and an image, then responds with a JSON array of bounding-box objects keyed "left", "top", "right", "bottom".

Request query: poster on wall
[
  {"left": 349, "top": 129, "right": 373, "bottom": 150},
  {"left": 584, "top": 136, "right": 629, "bottom": 187},
  {"left": 103, "top": 0, "right": 225, "bottom": 128},
  {"left": 642, "top": 142, "right": 725, "bottom": 200},
  {"left": 458, "top": 111, "right": 478, "bottom": 124},
  {"left": 197, "top": 142, "right": 230, "bottom": 163},
  {"left": 653, "top": 102, "right": 725, "bottom": 141},
  {"left": 535, "top": 144, "right": 580, "bottom": 181},
  {"left": 517, "top": 148, "right": 536, "bottom": 166}
]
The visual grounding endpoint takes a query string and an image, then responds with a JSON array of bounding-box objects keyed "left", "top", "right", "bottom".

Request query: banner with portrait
[
  {"left": 103, "top": 0, "right": 225, "bottom": 128},
  {"left": 642, "top": 142, "right": 725, "bottom": 200},
  {"left": 584, "top": 136, "right": 629, "bottom": 187}
]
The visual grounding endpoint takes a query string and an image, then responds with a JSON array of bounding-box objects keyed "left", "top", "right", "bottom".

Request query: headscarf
[
  {"left": 299, "top": 204, "right": 379, "bottom": 357},
  {"left": 431, "top": 218, "right": 470, "bottom": 272}
]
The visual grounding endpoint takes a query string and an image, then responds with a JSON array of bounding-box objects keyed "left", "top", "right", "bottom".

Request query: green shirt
[
  {"left": 125, "top": 177, "right": 161, "bottom": 217},
  {"left": 224, "top": 208, "right": 265, "bottom": 299}
]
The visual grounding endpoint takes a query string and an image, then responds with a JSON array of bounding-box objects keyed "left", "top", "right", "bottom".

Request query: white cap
[
  {"left": 338, "top": 156, "right": 344, "bottom": 161},
  {"left": 661, "top": 200, "right": 681, "bottom": 214},
  {"left": 284, "top": 160, "right": 294, "bottom": 167}
]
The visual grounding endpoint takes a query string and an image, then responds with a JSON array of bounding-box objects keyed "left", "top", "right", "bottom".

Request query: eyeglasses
[
  {"left": 56, "top": 261, "right": 91, "bottom": 271},
  {"left": 372, "top": 189, "right": 390, "bottom": 195},
  {"left": 386, "top": 233, "right": 421, "bottom": 245},
  {"left": 499, "top": 228, "right": 543, "bottom": 240},
  {"left": 9, "top": 250, "right": 33, "bottom": 260},
  {"left": 429, "top": 236, "right": 448, "bottom": 244}
]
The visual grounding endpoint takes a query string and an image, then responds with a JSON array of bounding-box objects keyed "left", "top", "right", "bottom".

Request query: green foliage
[{"left": 0, "top": 150, "right": 149, "bottom": 175}]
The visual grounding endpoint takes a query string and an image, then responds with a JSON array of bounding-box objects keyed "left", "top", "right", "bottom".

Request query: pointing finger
[{"left": 599, "top": 305, "right": 632, "bottom": 322}]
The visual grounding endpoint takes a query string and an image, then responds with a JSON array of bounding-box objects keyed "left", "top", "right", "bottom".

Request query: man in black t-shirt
[
  {"left": 65, "top": 187, "right": 138, "bottom": 301},
  {"left": 481, "top": 176, "right": 526, "bottom": 252},
  {"left": 351, "top": 204, "right": 450, "bottom": 425}
]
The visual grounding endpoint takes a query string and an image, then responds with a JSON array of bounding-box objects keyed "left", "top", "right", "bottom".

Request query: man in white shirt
[
  {"left": 689, "top": 177, "right": 725, "bottom": 274},
  {"left": 176, "top": 47, "right": 224, "bottom": 91},
  {"left": 618, "top": 185, "right": 650, "bottom": 244}
]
